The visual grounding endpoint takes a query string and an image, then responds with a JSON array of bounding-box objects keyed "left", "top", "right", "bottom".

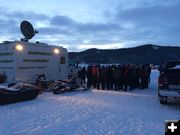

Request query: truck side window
[{"left": 60, "top": 57, "right": 66, "bottom": 64}]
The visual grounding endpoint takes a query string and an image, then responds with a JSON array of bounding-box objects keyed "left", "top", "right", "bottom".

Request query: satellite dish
[{"left": 20, "top": 20, "right": 38, "bottom": 41}]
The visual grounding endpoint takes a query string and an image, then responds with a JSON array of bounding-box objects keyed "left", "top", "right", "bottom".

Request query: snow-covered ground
[{"left": 0, "top": 70, "right": 180, "bottom": 135}]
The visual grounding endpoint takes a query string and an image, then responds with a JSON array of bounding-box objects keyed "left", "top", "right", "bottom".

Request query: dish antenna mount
[{"left": 20, "top": 20, "right": 38, "bottom": 42}]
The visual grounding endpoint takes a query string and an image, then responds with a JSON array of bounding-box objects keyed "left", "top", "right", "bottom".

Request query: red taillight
[{"left": 158, "top": 76, "right": 164, "bottom": 87}]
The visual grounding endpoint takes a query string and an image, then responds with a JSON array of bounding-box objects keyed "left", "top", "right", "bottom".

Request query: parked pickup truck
[{"left": 158, "top": 60, "right": 180, "bottom": 104}]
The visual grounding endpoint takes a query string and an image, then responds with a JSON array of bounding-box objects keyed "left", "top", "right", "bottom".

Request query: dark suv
[{"left": 158, "top": 60, "right": 180, "bottom": 104}]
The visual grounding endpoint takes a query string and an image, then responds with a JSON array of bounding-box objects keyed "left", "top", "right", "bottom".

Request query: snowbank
[{"left": 0, "top": 70, "right": 179, "bottom": 135}]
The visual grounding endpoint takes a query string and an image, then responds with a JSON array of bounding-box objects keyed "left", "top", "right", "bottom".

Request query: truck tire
[{"left": 159, "top": 96, "right": 167, "bottom": 104}]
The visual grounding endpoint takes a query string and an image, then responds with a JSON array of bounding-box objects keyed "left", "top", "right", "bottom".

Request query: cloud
[
  {"left": 76, "top": 23, "right": 121, "bottom": 33},
  {"left": 0, "top": 8, "right": 49, "bottom": 23},
  {"left": 108, "top": 2, "right": 180, "bottom": 46},
  {"left": 50, "top": 15, "right": 121, "bottom": 34},
  {"left": 1, "top": 1, "right": 180, "bottom": 52},
  {"left": 38, "top": 27, "right": 72, "bottom": 35},
  {"left": 77, "top": 43, "right": 124, "bottom": 50},
  {"left": 0, "top": 7, "right": 51, "bottom": 41},
  {"left": 116, "top": 4, "right": 180, "bottom": 25},
  {"left": 46, "top": 15, "right": 123, "bottom": 50},
  {"left": 51, "top": 15, "right": 76, "bottom": 27}
]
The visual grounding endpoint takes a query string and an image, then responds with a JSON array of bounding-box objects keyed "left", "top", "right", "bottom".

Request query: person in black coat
[
  {"left": 147, "top": 64, "right": 151, "bottom": 84},
  {"left": 81, "top": 67, "right": 86, "bottom": 83},
  {"left": 86, "top": 66, "right": 93, "bottom": 89},
  {"left": 99, "top": 66, "right": 106, "bottom": 90},
  {"left": 113, "top": 66, "right": 122, "bottom": 90},
  {"left": 106, "top": 66, "right": 113, "bottom": 90},
  {"left": 140, "top": 65, "right": 148, "bottom": 89}
]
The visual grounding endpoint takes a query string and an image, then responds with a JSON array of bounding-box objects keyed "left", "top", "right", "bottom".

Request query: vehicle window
[{"left": 60, "top": 57, "right": 66, "bottom": 64}]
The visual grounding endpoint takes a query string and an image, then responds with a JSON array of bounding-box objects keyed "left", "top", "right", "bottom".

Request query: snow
[
  {"left": 171, "top": 65, "right": 180, "bottom": 69},
  {"left": 0, "top": 70, "right": 180, "bottom": 135},
  {"left": 152, "top": 46, "right": 159, "bottom": 50}
]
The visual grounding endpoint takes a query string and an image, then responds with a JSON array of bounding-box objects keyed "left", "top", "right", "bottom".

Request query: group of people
[{"left": 76, "top": 64, "right": 151, "bottom": 91}]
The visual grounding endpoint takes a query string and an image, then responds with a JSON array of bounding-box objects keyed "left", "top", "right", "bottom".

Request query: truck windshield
[{"left": 165, "top": 61, "right": 180, "bottom": 69}]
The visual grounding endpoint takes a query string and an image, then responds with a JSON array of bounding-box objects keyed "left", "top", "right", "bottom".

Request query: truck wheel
[{"left": 159, "top": 96, "right": 167, "bottom": 104}]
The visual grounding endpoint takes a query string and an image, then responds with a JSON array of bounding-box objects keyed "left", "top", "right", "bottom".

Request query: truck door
[{"left": 59, "top": 56, "right": 68, "bottom": 80}]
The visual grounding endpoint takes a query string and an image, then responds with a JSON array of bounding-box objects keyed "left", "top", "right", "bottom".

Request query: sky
[{"left": 0, "top": 0, "right": 180, "bottom": 52}]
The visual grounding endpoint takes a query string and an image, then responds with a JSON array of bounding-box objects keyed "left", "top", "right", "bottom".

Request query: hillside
[{"left": 69, "top": 44, "right": 180, "bottom": 64}]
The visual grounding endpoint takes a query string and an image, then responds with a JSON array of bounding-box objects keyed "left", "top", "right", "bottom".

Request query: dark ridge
[{"left": 69, "top": 44, "right": 180, "bottom": 64}]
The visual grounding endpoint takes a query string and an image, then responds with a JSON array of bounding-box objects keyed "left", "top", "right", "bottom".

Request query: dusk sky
[{"left": 0, "top": 0, "right": 180, "bottom": 52}]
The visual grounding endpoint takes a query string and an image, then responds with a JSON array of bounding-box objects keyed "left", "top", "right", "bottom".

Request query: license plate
[{"left": 169, "top": 85, "right": 180, "bottom": 89}]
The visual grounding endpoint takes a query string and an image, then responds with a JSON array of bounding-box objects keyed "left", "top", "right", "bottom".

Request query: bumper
[{"left": 159, "top": 89, "right": 180, "bottom": 97}]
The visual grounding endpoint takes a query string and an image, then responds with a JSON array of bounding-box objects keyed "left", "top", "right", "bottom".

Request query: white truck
[
  {"left": 158, "top": 60, "right": 180, "bottom": 104},
  {"left": 0, "top": 41, "right": 68, "bottom": 83}
]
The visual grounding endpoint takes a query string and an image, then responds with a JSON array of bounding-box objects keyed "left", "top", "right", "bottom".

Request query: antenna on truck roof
[{"left": 20, "top": 20, "right": 38, "bottom": 42}]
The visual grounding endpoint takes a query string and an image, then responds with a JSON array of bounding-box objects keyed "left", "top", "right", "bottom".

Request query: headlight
[
  {"left": 53, "top": 48, "right": 59, "bottom": 54},
  {"left": 15, "top": 44, "right": 23, "bottom": 51}
]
